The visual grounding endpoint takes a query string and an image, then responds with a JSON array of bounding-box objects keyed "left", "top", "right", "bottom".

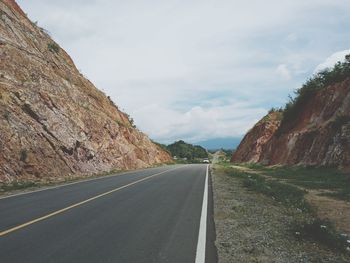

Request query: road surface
[{"left": 0, "top": 164, "right": 217, "bottom": 263}]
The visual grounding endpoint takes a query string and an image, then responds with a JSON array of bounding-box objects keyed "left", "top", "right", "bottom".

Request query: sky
[{"left": 18, "top": 0, "right": 350, "bottom": 145}]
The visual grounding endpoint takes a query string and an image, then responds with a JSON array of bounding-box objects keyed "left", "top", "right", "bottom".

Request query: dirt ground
[{"left": 211, "top": 165, "right": 350, "bottom": 263}]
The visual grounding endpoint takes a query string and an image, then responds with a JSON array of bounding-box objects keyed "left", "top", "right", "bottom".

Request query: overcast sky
[{"left": 18, "top": 0, "right": 350, "bottom": 144}]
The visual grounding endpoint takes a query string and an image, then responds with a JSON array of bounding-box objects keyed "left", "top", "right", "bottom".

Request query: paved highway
[{"left": 0, "top": 164, "right": 217, "bottom": 263}]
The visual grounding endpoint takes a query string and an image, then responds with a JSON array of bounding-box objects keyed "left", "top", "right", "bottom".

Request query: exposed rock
[
  {"left": 0, "top": 0, "right": 172, "bottom": 183},
  {"left": 232, "top": 78, "right": 350, "bottom": 170},
  {"left": 231, "top": 112, "right": 282, "bottom": 163}
]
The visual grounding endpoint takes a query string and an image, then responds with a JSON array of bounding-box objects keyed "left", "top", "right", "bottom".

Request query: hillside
[
  {"left": 232, "top": 55, "right": 350, "bottom": 170},
  {"left": 167, "top": 140, "right": 208, "bottom": 160},
  {"left": 0, "top": 0, "right": 172, "bottom": 183},
  {"left": 231, "top": 111, "right": 282, "bottom": 163}
]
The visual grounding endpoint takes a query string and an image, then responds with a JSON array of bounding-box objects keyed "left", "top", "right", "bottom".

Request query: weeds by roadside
[
  {"left": 233, "top": 163, "right": 350, "bottom": 201},
  {"left": 292, "top": 218, "right": 350, "bottom": 252},
  {"left": 323, "top": 188, "right": 350, "bottom": 201},
  {"left": 1, "top": 181, "right": 38, "bottom": 192},
  {"left": 222, "top": 165, "right": 350, "bottom": 254},
  {"left": 0, "top": 168, "right": 126, "bottom": 195}
]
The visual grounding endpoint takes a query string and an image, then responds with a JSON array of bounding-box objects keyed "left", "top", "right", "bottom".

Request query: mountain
[
  {"left": 232, "top": 55, "right": 350, "bottom": 170},
  {"left": 0, "top": 0, "right": 172, "bottom": 183},
  {"left": 196, "top": 137, "right": 242, "bottom": 150},
  {"left": 167, "top": 140, "right": 208, "bottom": 160}
]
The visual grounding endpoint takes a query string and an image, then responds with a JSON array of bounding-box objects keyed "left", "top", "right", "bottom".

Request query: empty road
[{"left": 0, "top": 164, "right": 216, "bottom": 263}]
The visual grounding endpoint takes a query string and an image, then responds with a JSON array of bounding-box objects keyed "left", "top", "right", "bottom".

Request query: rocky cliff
[
  {"left": 0, "top": 0, "right": 172, "bottom": 183},
  {"left": 260, "top": 78, "right": 350, "bottom": 169},
  {"left": 232, "top": 72, "right": 350, "bottom": 170},
  {"left": 231, "top": 111, "right": 282, "bottom": 163}
]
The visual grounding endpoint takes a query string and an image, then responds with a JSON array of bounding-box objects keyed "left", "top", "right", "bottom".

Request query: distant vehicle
[{"left": 202, "top": 158, "right": 210, "bottom": 163}]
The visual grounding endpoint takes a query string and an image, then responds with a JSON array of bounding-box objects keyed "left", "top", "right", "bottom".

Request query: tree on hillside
[{"left": 166, "top": 140, "right": 208, "bottom": 160}]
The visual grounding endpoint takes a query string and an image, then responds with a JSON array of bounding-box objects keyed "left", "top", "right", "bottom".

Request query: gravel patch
[{"left": 212, "top": 166, "right": 350, "bottom": 263}]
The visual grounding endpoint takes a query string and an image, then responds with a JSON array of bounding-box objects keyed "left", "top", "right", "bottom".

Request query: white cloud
[
  {"left": 16, "top": 0, "right": 350, "bottom": 144},
  {"left": 286, "top": 33, "right": 298, "bottom": 42},
  {"left": 276, "top": 64, "right": 291, "bottom": 80},
  {"left": 314, "top": 49, "right": 350, "bottom": 73},
  {"left": 132, "top": 101, "right": 266, "bottom": 143}
]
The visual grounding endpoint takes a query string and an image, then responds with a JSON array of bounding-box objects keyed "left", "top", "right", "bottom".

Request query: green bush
[
  {"left": 281, "top": 54, "right": 350, "bottom": 128},
  {"left": 268, "top": 107, "right": 283, "bottom": 114},
  {"left": 48, "top": 42, "right": 59, "bottom": 53}
]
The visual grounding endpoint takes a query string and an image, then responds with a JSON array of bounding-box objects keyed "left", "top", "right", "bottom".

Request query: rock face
[
  {"left": 231, "top": 112, "right": 282, "bottom": 163},
  {"left": 232, "top": 78, "right": 350, "bottom": 170},
  {"left": 0, "top": 0, "right": 172, "bottom": 183}
]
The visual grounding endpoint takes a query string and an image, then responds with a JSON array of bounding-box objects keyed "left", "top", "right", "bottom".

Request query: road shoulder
[{"left": 211, "top": 165, "right": 350, "bottom": 263}]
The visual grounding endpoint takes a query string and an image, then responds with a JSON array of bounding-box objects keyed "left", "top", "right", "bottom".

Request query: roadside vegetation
[
  {"left": 1, "top": 181, "right": 38, "bottom": 192},
  {"left": 166, "top": 140, "right": 208, "bottom": 161},
  {"left": 280, "top": 54, "right": 350, "bottom": 128},
  {"left": 47, "top": 42, "right": 59, "bottom": 53},
  {"left": 217, "top": 161, "right": 350, "bottom": 254},
  {"left": 0, "top": 168, "right": 128, "bottom": 196},
  {"left": 233, "top": 163, "right": 350, "bottom": 201}
]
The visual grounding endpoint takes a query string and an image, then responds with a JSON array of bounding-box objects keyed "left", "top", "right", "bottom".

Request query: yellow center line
[{"left": 0, "top": 166, "right": 182, "bottom": 237}]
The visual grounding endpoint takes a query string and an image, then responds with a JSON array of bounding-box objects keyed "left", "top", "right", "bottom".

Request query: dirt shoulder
[
  {"left": 212, "top": 165, "right": 350, "bottom": 263},
  {"left": 231, "top": 165, "right": 350, "bottom": 235}
]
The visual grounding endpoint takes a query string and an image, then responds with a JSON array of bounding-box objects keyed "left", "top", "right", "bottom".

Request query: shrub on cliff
[
  {"left": 282, "top": 54, "right": 350, "bottom": 126},
  {"left": 47, "top": 42, "right": 59, "bottom": 53}
]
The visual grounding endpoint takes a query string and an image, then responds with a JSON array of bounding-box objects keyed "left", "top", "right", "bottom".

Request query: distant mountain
[
  {"left": 167, "top": 140, "right": 208, "bottom": 160},
  {"left": 195, "top": 137, "right": 242, "bottom": 150}
]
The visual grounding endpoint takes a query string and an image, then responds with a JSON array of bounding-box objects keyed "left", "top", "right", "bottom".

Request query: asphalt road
[{"left": 0, "top": 164, "right": 217, "bottom": 263}]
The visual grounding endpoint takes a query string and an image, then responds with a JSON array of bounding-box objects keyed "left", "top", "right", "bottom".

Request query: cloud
[
  {"left": 133, "top": 101, "right": 266, "bottom": 143},
  {"left": 286, "top": 33, "right": 298, "bottom": 42},
  {"left": 314, "top": 49, "right": 350, "bottom": 73},
  {"left": 276, "top": 64, "right": 291, "bottom": 80},
  {"left": 17, "top": 0, "right": 350, "bottom": 144}
]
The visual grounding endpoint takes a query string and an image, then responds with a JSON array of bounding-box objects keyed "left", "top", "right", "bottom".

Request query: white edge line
[
  {"left": 195, "top": 164, "right": 209, "bottom": 263},
  {"left": 0, "top": 165, "right": 182, "bottom": 201}
]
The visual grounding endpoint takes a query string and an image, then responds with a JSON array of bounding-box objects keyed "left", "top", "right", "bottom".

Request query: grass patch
[
  {"left": 218, "top": 164, "right": 350, "bottom": 253},
  {"left": 233, "top": 164, "right": 350, "bottom": 199},
  {"left": 0, "top": 169, "right": 123, "bottom": 194},
  {"left": 230, "top": 170, "right": 311, "bottom": 212},
  {"left": 292, "top": 218, "right": 349, "bottom": 252},
  {"left": 1, "top": 181, "right": 38, "bottom": 192},
  {"left": 322, "top": 188, "right": 350, "bottom": 201},
  {"left": 233, "top": 162, "right": 268, "bottom": 171}
]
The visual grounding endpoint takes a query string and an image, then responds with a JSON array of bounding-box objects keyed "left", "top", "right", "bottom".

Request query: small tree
[{"left": 48, "top": 42, "right": 59, "bottom": 53}]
